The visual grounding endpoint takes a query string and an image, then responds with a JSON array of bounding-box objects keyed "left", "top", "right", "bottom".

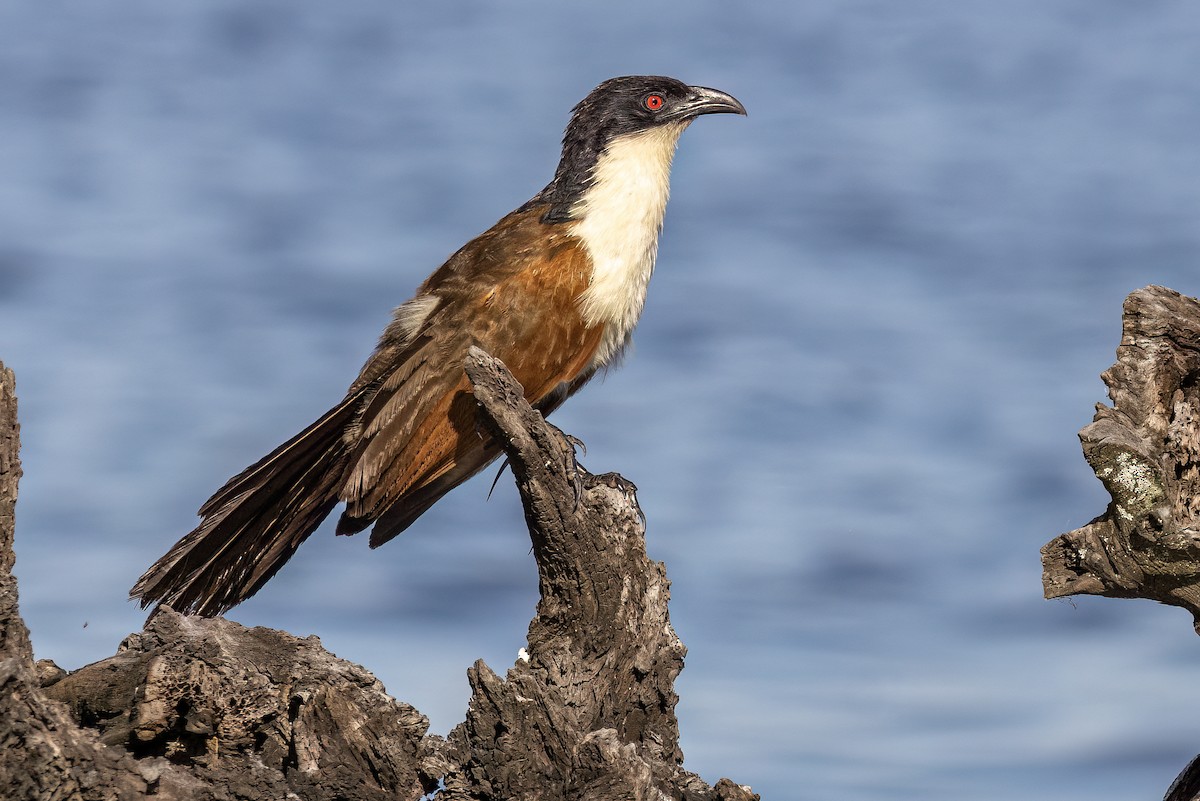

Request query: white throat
[{"left": 570, "top": 121, "right": 690, "bottom": 368}]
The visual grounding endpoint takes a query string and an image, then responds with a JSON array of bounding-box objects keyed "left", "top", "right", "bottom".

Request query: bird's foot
[
  {"left": 557, "top": 430, "right": 588, "bottom": 509},
  {"left": 594, "top": 471, "right": 637, "bottom": 494}
]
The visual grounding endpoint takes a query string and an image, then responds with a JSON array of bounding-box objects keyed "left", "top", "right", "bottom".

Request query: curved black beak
[{"left": 662, "top": 85, "right": 748, "bottom": 122}]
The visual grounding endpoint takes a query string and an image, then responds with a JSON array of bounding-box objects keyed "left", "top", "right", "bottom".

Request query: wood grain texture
[{"left": 43, "top": 610, "right": 434, "bottom": 801}]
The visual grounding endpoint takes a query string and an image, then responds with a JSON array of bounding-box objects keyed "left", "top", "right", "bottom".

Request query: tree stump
[
  {"left": 0, "top": 351, "right": 756, "bottom": 800},
  {"left": 1042, "top": 285, "right": 1200, "bottom": 629}
]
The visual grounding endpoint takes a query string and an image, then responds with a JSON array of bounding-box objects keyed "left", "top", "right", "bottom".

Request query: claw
[
  {"left": 486, "top": 457, "right": 512, "bottom": 501},
  {"left": 563, "top": 433, "right": 587, "bottom": 458}
]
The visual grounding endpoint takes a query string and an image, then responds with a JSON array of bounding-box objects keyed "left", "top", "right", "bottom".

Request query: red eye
[{"left": 644, "top": 93, "right": 665, "bottom": 111}]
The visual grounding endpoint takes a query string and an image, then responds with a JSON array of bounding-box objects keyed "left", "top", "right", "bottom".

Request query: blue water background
[{"left": 4, "top": 2, "right": 1200, "bottom": 798}]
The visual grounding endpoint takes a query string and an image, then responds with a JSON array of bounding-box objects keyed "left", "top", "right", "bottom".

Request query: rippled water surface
[{"left": 4, "top": 3, "right": 1200, "bottom": 799}]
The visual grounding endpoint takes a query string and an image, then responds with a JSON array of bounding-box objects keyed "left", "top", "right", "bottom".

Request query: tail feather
[
  {"left": 130, "top": 396, "right": 360, "bottom": 616},
  {"left": 364, "top": 445, "right": 499, "bottom": 547},
  {"left": 197, "top": 396, "right": 358, "bottom": 517}
]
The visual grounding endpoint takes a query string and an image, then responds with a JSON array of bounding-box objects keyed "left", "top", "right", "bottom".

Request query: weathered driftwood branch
[
  {"left": 42, "top": 611, "right": 436, "bottom": 799},
  {"left": 1042, "top": 285, "right": 1200, "bottom": 630},
  {"left": 443, "top": 346, "right": 755, "bottom": 800},
  {"left": 0, "top": 353, "right": 756, "bottom": 800}
]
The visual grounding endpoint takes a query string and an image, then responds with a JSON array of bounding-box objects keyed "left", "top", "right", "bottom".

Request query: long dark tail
[{"left": 130, "top": 395, "right": 361, "bottom": 616}]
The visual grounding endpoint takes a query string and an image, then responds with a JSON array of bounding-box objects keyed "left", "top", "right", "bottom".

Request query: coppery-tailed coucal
[{"left": 131, "top": 75, "right": 745, "bottom": 616}]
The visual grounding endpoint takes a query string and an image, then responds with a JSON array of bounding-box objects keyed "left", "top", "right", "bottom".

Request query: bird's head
[
  {"left": 568, "top": 75, "right": 746, "bottom": 142},
  {"left": 536, "top": 76, "right": 745, "bottom": 221}
]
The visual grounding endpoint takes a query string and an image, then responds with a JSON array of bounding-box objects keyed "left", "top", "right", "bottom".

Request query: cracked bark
[{"left": 0, "top": 352, "right": 756, "bottom": 800}]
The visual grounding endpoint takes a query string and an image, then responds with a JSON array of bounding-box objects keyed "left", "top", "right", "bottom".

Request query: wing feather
[{"left": 336, "top": 208, "right": 603, "bottom": 539}]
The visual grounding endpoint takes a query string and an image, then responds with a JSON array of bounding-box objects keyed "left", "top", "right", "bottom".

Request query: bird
[{"left": 131, "top": 75, "right": 746, "bottom": 617}]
